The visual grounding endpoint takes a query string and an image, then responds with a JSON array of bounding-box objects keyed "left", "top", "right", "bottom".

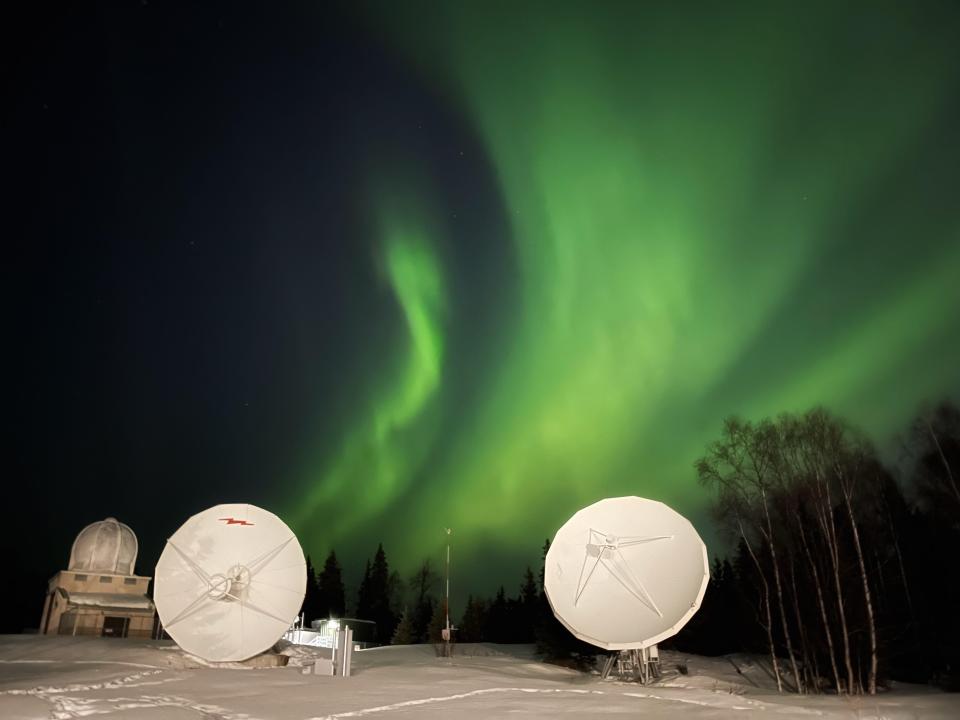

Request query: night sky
[{"left": 5, "top": 1, "right": 960, "bottom": 632}]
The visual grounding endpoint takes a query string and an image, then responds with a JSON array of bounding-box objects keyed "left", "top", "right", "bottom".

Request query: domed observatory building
[{"left": 40, "top": 518, "right": 155, "bottom": 638}]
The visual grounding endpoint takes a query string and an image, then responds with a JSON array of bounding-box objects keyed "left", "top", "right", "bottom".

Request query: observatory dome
[{"left": 68, "top": 517, "right": 138, "bottom": 575}]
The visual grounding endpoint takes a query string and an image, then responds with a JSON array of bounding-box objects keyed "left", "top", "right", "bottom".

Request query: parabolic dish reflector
[
  {"left": 154, "top": 503, "right": 306, "bottom": 662},
  {"left": 545, "top": 496, "right": 708, "bottom": 650}
]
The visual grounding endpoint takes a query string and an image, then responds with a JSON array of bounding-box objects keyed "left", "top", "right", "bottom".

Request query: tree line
[
  {"left": 687, "top": 401, "right": 960, "bottom": 694},
  {"left": 300, "top": 543, "right": 439, "bottom": 645},
  {"left": 299, "top": 539, "right": 595, "bottom": 664}
]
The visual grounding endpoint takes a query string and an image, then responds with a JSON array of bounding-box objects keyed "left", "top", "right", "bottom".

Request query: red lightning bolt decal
[{"left": 219, "top": 517, "right": 254, "bottom": 526}]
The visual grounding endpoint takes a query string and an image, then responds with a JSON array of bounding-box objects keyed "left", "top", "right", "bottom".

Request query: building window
[
  {"left": 74, "top": 574, "right": 88, "bottom": 581},
  {"left": 99, "top": 576, "right": 112, "bottom": 583},
  {"left": 123, "top": 578, "right": 137, "bottom": 585}
]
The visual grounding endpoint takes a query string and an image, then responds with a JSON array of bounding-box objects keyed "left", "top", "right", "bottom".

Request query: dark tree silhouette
[
  {"left": 517, "top": 566, "right": 538, "bottom": 642},
  {"left": 484, "top": 586, "right": 509, "bottom": 643},
  {"left": 300, "top": 555, "right": 323, "bottom": 624},
  {"left": 409, "top": 560, "right": 438, "bottom": 643},
  {"left": 356, "top": 544, "right": 398, "bottom": 643},
  {"left": 317, "top": 550, "right": 345, "bottom": 619},
  {"left": 355, "top": 559, "right": 372, "bottom": 618},
  {"left": 902, "top": 401, "right": 960, "bottom": 689},
  {"left": 391, "top": 608, "right": 414, "bottom": 644},
  {"left": 691, "top": 403, "right": 960, "bottom": 693},
  {"left": 458, "top": 595, "right": 487, "bottom": 642},
  {"left": 908, "top": 401, "right": 960, "bottom": 520}
]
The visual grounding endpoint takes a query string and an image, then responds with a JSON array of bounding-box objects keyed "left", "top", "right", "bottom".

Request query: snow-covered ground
[{"left": 0, "top": 635, "right": 956, "bottom": 719}]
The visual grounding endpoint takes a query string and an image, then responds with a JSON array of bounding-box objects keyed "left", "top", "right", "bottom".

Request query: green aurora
[
  {"left": 285, "top": 2, "right": 960, "bottom": 598},
  {"left": 292, "top": 189, "right": 448, "bottom": 540}
]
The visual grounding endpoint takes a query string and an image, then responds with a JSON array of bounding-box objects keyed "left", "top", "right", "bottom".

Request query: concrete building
[{"left": 40, "top": 517, "right": 155, "bottom": 638}]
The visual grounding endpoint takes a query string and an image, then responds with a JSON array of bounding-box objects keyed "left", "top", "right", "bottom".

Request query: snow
[
  {"left": 1, "top": 635, "right": 956, "bottom": 719},
  {"left": 62, "top": 593, "right": 154, "bottom": 610}
]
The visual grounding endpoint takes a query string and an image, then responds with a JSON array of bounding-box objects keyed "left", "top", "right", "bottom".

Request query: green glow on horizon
[{"left": 287, "top": 2, "right": 960, "bottom": 591}]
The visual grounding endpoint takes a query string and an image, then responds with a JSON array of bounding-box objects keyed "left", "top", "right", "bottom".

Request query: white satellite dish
[
  {"left": 545, "top": 496, "right": 708, "bottom": 651},
  {"left": 154, "top": 503, "right": 306, "bottom": 662}
]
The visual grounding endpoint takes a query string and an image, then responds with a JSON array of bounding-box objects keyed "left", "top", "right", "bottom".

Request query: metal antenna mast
[{"left": 443, "top": 528, "right": 452, "bottom": 653}]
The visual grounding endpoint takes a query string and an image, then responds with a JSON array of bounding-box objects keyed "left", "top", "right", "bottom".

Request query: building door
[
  {"left": 102, "top": 616, "right": 128, "bottom": 638},
  {"left": 58, "top": 613, "right": 76, "bottom": 635}
]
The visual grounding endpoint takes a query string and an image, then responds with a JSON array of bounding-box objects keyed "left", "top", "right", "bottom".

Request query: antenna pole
[{"left": 444, "top": 528, "right": 452, "bottom": 653}]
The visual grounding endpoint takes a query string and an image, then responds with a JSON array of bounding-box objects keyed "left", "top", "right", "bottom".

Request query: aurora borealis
[
  {"left": 6, "top": 1, "right": 960, "bottom": 626},
  {"left": 285, "top": 1, "right": 960, "bottom": 591}
]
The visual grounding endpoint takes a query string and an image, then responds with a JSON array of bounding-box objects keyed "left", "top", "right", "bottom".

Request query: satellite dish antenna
[
  {"left": 154, "top": 503, "right": 306, "bottom": 662},
  {"left": 545, "top": 496, "right": 708, "bottom": 657}
]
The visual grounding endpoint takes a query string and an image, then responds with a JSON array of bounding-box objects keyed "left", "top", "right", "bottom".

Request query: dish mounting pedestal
[{"left": 600, "top": 644, "right": 661, "bottom": 684}]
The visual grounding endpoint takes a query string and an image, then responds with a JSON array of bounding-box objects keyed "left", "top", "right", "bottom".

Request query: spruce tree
[
  {"left": 392, "top": 608, "right": 414, "bottom": 645},
  {"left": 538, "top": 539, "right": 550, "bottom": 595},
  {"left": 458, "top": 595, "right": 487, "bottom": 642},
  {"left": 485, "top": 586, "right": 508, "bottom": 643},
  {"left": 358, "top": 544, "right": 398, "bottom": 643},
  {"left": 301, "top": 555, "right": 322, "bottom": 625},
  {"left": 519, "top": 566, "right": 538, "bottom": 642},
  {"left": 356, "top": 559, "right": 372, "bottom": 620},
  {"left": 409, "top": 560, "right": 438, "bottom": 643},
  {"left": 317, "top": 550, "right": 346, "bottom": 618},
  {"left": 427, "top": 596, "right": 447, "bottom": 643}
]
